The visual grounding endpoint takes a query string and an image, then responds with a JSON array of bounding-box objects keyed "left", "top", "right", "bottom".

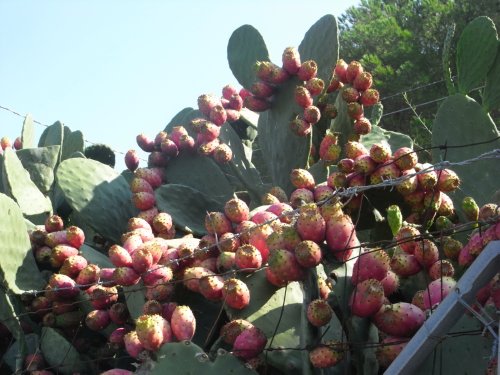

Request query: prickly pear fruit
[
  {"left": 222, "top": 278, "right": 250, "bottom": 310},
  {"left": 170, "top": 305, "right": 196, "bottom": 341},
  {"left": 233, "top": 326, "right": 267, "bottom": 360},
  {"left": 307, "top": 299, "right": 333, "bottom": 327},
  {"left": 349, "top": 278, "right": 385, "bottom": 317},
  {"left": 373, "top": 302, "right": 425, "bottom": 337}
]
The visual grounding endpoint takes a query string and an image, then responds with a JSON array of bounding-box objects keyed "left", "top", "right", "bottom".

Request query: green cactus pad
[
  {"left": 258, "top": 77, "right": 310, "bottom": 193},
  {"left": 330, "top": 91, "right": 353, "bottom": 149},
  {"left": 16, "top": 145, "right": 60, "bottom": 194},
  {"left": 432, "top": 94, "right": 500, "bottom": 206},
  {"left": 80, "top": 244, "right": 113, "bottom": 268},
  {"left": 366, "top": 102, "right": 383, "bottom": 127},
  {"left": 61, "top": 127, "right": 84, "bottom": 161},
  {"left": 456, "top": 16, "right": 498, "bottom": 94},
  {"left": 0, "top": 289, "right": 23, "bottom": 342},
  {"left": 227, "top": 24, "right": 269, "bottom": 89},
  {"left": 155, "top": 184, "right": 222, "bottom": 235},
  {"left": 361, "top": 125, "right": 413, "bottom": 152},
  {"left": 38, "top": 121, "right": 64, "bottom": 163},
  {"left": 123, "top": 283, "right": 146, "bottom": 320},
  {"left": 21, "top": 114, "right": 35, "bottom": 149},
  {"left": 164, "top": 107, "right": 195, "bottom": 132},
  {"left": 56, "top": 158, "right": 138, "bottom": 243},
  {"left": 307, "top": 160, "right": 329, "bottom": 185},
  {"left": 2, "top": 333, "right": 38, "bottom": 372},
  {"left": 40, "top": 327, "right": 88, "bottom": 374},
  {"left": 0, "top": 194, "right": 45, "bottom": 294},
  {"left": 483, "top": 42, "right": 500, "bottom": 112},
  {"left": 298, "top": 14, "right": 339, "bottom": 84},
  {"left": 149, "top": 341, "right": 257, "bottom": 374},
  {"left": 164, "top": 154, "right": 234, "bottom": 205},
  {"left": 2, "top": 148, "right": 52, "bottom": 221}
]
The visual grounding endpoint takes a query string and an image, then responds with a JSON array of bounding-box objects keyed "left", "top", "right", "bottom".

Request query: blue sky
[{"left": 0, "top": 1, "right": 359, "bottom": 170}]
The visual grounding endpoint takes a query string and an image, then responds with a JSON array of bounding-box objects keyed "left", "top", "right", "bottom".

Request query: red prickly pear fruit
[
  {"left": 314, "top": 184, "right": 334, "bottom": 203},
  {"left": 416, "top": 163, "right": 437, "bottom": 190},
  {"left": 248, "top": 225, "right": 273, "bottom": 263},
  {"left": 334, "top": 59, "right": 349, "bottom": 82},
  {"left": 282, "top": 46, "right": 301, "bottom": 74},
  {"left": 345, "top": 141, "right": 368, "bottom": 160},
  {"left": 132, "top": 192, "right": 156, "bottom": 211},
  {"left": 45, "top": 230, "right": 69, "bottom": 248},
  {"left": 160, "top": 138, "right": 179, "bottom": 157},
  {"left": 353, "top": 71, "right": 373, "bottom": 91},
  {"left": 437, "top": 169, "right": 460, "bottom": 192},
  {"left": 376, "top": 336, "right": 408, "bottom": 368},
  {"left": 205, "top": 211, "right": 232, "bottom": 236},
  {"left": 297, "top": 60, "right": 318, "bottom": 81},
  {"left": 125, "top": 150, "right": 140, "bottom": 172},
  {"left": 295, "top": 240, "right": 322, "bottom": 268},
  {"left": 136, "top": 133, "right": 155, "bottom": 152},
  {"left": 349, "top": 278, "right": 385, "bottom": 317},
  {"left": 243, "top": 95, "right": 271, "bottom": 112},
  {"left": 265, "top": 267, "right": 288, "bottom": 287},
  {"left": 135, "top": 167, "right": 163, "bottom": 189},
  {"left": 142, "top": 265, "right": 173, "bottom": 286},
  {"left": 290, "top": 168, "right": 315, "bottom": 190},
  {"left": 342, "top": 87, "right": 360, "bottom": 103},
  {"left": 65, "top": 226, "right": 85, "bottom": 249},
  {"left": 13, "top": 136, "right": 22, "bottom": 150},
  {"left": 296, "top": 203, "right": 326, "bottom": 243},
  {"left": 216, "top": 251, "right": 236, "bottom": 272},
  {"left": 250, "top": 81, "right": 275, "bottom": 98},
  {"left": 380, "top": 270, "right": 399, "bottom": 296},
  {"left": 124, "top": 330, "right": 145, "bottom": 358},
  {"left": 75, "top": 263, "right": 100, "bottom": 288},
  {"left": 222, "top": 278, "right": 250, "bottom": 310},
  {"left": 309, "top": 341, "right": 345, "bottom": 368},
  {"left": 268, "top": 249, "right": 305, "bottom": 282},
  {"left": 347, "top": 102, "right": 364, "bottom": 120},
  {"left": 307, "top": 299, "right": 333, "bottom": 327},
  {"left": 224, "top": 198, "right": 250, "bottom": 224},
  {"left": 305, "top": 77, "right": 324, "bottom": 96},
  {"left": 353, "top": 154, "right": 376, "bottom": 174},
  {"left": 290, "top": 116, "right": 312, "bottom": 137},
  {"left": 122, "top": 233, "right": 143, "bottom": 254},
  {"left": 395, "top": 226, "right": 420, "bottom": 254},
  {"left": 222, "top": 84, "right": 238, "bottom": 100},
  {"left": 48, "top": 273, "right": 79, "bottom": 299},
  {"left": 327, "top": 74, "right": 343, "bottom": 92},
  {"left": 346, "top": 60, "right": 363, "bottom": 82},
  {"left": 239, "top": 88, "right": 251, "bottom": 100},
  {"left": 423, "top": 276, "right": 456, "bottom": 310},
  {"left": 216, "top": 232, "right": 240, "bottom": 252},
  {"left": 152, "top": 212, "right": 173, "bottom": 233},
  {"left": 290, "top": 188, "right": 314, "bottom": 208},
  {"left": 354, "top": 117, "right": 372, "bottom": 135},
  {"left": 233, "top": 326, "right": 267, "bottom": 360},
  {"left": 369, "top": 143, "right": 392, "bottom": 164},
  {"left": 24, "top": 353, "right": 45, "bottom": 372},
  {"left": 220, "top": 319, "right": 254, "bottom": 345},
  {"left": 351, "top": 248, "right": 390, "bottom": 285},
  {"left": 99, "top": 267, "right": 116, "bottom": 286},
  {"left": 213, "top": 143, "right": 233, "bottom": 164},
  {"left": 303, "top": 105, "right": 321, "bottom": 124},
  {"left": 85, "top": 309, "right": 110, "bottom": 331},
  {"left": 209, "top": 104, "right": 228, "bottom": 126},
  {"left": 228, "top": 94, "right": 243, "bottom": 111},
  {"left": 59, "top": 255, "right": 88, "bottom": 278},
  {"left": 136, "top": 313, "right": 172, "bottom": 350},
  {"left": 198, "top": 121, "right": 220, "bottom": 142},
  {"left": 183, "top": 267, "right": 214, "bottom": 293},
  {"left": 131, "top": 247, "right": 154, "bottom": 274},
  {"left": 108, "top": 245, "right": 133, "bottom": 267},
  {"left": 130, "top": 177, "right": 154, "bottom": 195},
  {"left": 148, "top": 151, "right": 169, "bottom": 168},
  {"left": 143, "top": 300, "right": 163, "bottom": 315},
  {"left": 89, "top": 285, "right": 118, "bottom": 309},
  {"left": 113, "top": 267, "right": 140, "bottom": 286},
  {"left": 178, "top": 134, "right": 196, "bottom": 152},
  {"left": 360, "top": 88, "right": 380, "bottom": 106},
  {"left": 160, "top": 302, "right": 177, "bottom": 321},
  {"left": 109, "top": 327, "right": 129, "bottom": 349},
  {"left": 197, "top": 94, "right": 220, "bottom": 116},
  {"left": 268, "top": 65, "right": 291, "bottom": 84},
  {"left": 294, "top": 86, "right": 313, "bottom": 108},
  {"left": 109, "top": 302, "right": 130, "bottom": 325},
  {"left": 235, "top": 244, "right": 262, "bottom": 271},
  {"left": 235, "top": 220, "right": 257, "bottom": 244},
  {"left": 254, "top": 61, "right": 274, "bottom": 81},
  {"left": 413, "top": 239, "right": 439, "bottom": 268},
  {"left": 319, "top": 134, "right": 341, "bottom": 165},
  {"left": 50, "top": 244, "right": 79, "bottom": 268},
  {"left": 153, "top": 131, "right": 169, "bottom": 149},
  {"left": 171, "top": 305, "right": 196, "bottom": 341},
  {"left": 373, "top": 302, "right": 425, "bottom": 337},
  {"left": 199, "top": 275, "right": 225, "bottom": 301},
  {"left": 45, "top": 215, "right": 64, "bottom": 233},
  {"left": 390, "top": 250, "right": 422, "bottom": 277},
  {"left": 326, "top": 214, "right": 360, "bottom": 261},
  {"left": 428, "top": 259, "right": 455, "bottom": 280},
  {"left": 393, "top": 147, "right": 418, "bottom": 171},
  {"left": 198, "top": 138, "right": 220, "bottom": 156}
]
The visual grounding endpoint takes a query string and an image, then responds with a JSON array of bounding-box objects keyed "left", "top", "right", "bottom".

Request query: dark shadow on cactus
[{"left": 84, "top": 144, "right": 116, "bottom": 168}]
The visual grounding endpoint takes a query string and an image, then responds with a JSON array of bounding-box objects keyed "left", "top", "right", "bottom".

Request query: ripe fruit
[
  {"left": 349, "top": 278, "right": 385, "bottom": 317},
  {"left": 309, "top": 341, "right": 344, "bottom": 368},
  {"left": 135, "top": 314, "right": 171, "bottom": 351},
  {"left": 372, "top": 302, "right": 425, "bottom": 337},
  {"left": 307, "top": 299, "right": 333, "bottom": 327},
  {"left": 222, "top": 278, "right": 250, "bottom": 309},
  {"left": 233, "top": 326, "right": 267, "bottom": 359},
  {"left": 170, "top": 305, "right": 196, "bottom": 341}
]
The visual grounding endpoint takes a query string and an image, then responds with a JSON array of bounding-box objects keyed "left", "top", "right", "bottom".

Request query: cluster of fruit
[{"left": 0, "top": 135, "right": 22, "bottom": 154}]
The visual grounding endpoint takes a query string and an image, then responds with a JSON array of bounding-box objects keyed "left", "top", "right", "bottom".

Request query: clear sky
[{"left": 0, "top": 1, "right": 359, "bottom": 170}]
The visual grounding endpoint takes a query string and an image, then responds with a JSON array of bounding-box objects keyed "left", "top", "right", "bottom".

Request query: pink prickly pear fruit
[
  {"left": 294, "top": 85, "right": 313, "bottom": 108},
  {"left": 353, "top": 154, "right": 376, "bottom": 174},
  {"left": 225, "top": 108, "right": 241, "bottom": 122},
  {"left": 216, "top": 251, "right": 236, "bottom": 272},
  {"left": 334, "top": 59, "right": 349, "bottom": 82},
  {"left": 48, "top": 273, "right": 79, "bottom": 299},
  {"left": 125, "top": 150, "right": 140, "bottom": 171},
  {"left": 74, "top": 264, "right": 100, "bottom": 288},
  {"left": 171, "top": 305, "right": 196, "bottom": 341},
  {"left": 130, "top": 178, "right": 154, "bottom": 195},
  {"left": 353, "top": 71, "right": 373, "bottom": 91},
  {"left": 351, "top": 248, "right": 390, "bottom": 284},
  {"left": 65, "top": 226, "right": 85, "bottom": 249},
  {"left": 393, "top": 147, "right": 418, "bottom": 171},
  {"left": 235, "top": 244, "right": 262, "bottom": 271},
  {"left": 140, "top": 238, "right": 165, "bottom": 263},
  {"left": 243, "top": 94, "right": 271, "bottom": 112},
  {"left": 342, "top": 86, "right": 360, "bottom": 103},
  {"left": 373, "top": 302, "right": 425, "bottom": 337},
  {"left": 360, "top": 88, "right": 380, "bottom": 106},
  {"left": 413, "top": 239, "right": 439, "bottom": 268},
  {"left": 222, "top": 278, "right": 250, "bottom": 310},
  {"left": 143, "top": 300, "right": 163, "bottom": 315},
  {"left": 289, "top": 116, "right": 312, "bottom": 137},
  {"left": 136, "top": 133, "right": 155, "bottom": 152},
  {"left": 290, "top": 188, "right": 314, "bottom": 208},
  {"left": 327, "top": 75, "right": 343, "bottom": 94},
  {"left": 326, "top": 171, "right": 347, "bottom": 189},
  {"left": 220, "top": 319, "right": 254, "bottom": 346},
  {"left": 395, "top": 168, "right": 418, "bottom": 195},
  {"left": 246, "top": 223, "right": 272, "bottom": 262},
  {"left": 148, "top": 151, "right": 169, "bottom": 168},
  {"left": 209, "top": 104, "right": 228, "bottom": 126},
  {"left": 24, "top": 353, "right": 45, "bottom": 372},
  {"left": 151, "top": 212, "right": 173, "bottom": 234},
  {"left": 224, "top": 198, "right": 250, "bottom": 224},
  {"left": 478, "top": 203, "right": 499, "bottom": 221},
  {"left": 376, "top": 336, "right": 408, "bottom": 369},
  {"left": 13, "top": 136, "right": 22, "bottom": 150},
  {"left": 197, "top": 94, "right": 221, "bottom": 116},
  {"left": 282, "top": 46, "right": 301, "bottom": 74},
  {"left": 370, "top": 143, "right": 392, "bottom": 164},
  {"left": 154, "top": 131, "right": 169, "bottom": 149},
  {"left": 142, "top": 264, "right": 173, "bottom": 286},
  {"left": 109, "top": 327, "right": 129, "bottom": 349},
  {"left": 112, "top": 267, "right": 140, "bottom": 286},
  {"left": 108, "top": 244, "right": 133, "bottom": 267},
  {"left": 135, "top": 167, "right": 163, "bottom": 189},
  {"left": 222, "top": 84, "right": 238, "bottom": 100},
  {"left": 45, "top": 215, "right": 64, "bottom": 233},
  {"left": 131, "top": 247, "right": 154, "bottom": 274},
  {"left": 136, "top": 313, "right": 172, "bottom": 350},
  {"left": 305, "top": 77, "right": 325, "bottom": 96},
  {"left": 294, "top": 240, "right": 322, "bottom": 268},
  {"left": 183, "top": 267, "right": 214, "bottom": 293},
  {"left": 307, "top": 299, "right": 333, "bottom": 327},
  {"left": 437, "top": 169, "right": 460, "bottom": 192},
  {"left": 390, "top": 250, "right": 422, "bottom": 277},
  {"left": 44, "top": 229, "right": 69, "bottom": 248},
  {"left": 59, "top": 255, "right": 88, "bottom": 278},
  {"left": 423, "top": 276, "right": 456, "bottom": 310},
  {"left": 108, "top": 302, "right": 130, "bottom": 325},
  {"left": 353, "top": 117, "right": 372, "bottom": 135},
  {"left": 86, "top": 309, "right": 111, "bottom": 331},
  {"left": 228, "top": 93, "right": 244, "bottom": 112},
  {"left": 50, "top": 244, "right": 79, "bottom": 268},
  {"left": 122, "top": 233, "right": 143, "bottom": 254},
  {"left": 160, "top": 302, "right": 177, "bottom": 321},
  {"left": 428, "top": 259, "right": 455, "bottom": 280},
  {"left": 124, "top": 331, "right": 145, "bottom": 358},
  {"left": 309, "top": 341, "right": 345, "bottom": 368},
  {"left": 370, "top": 161, "right": 401, "bottom": 184},
  {"left": 346, "top": 60, "right": 363, "bottom": 82},
  {"left": 380, "top": 270, "right": 399, "bottom": 296},
  {"left": 250, "top": 81, "right": 274, "bottom": 98},
  {"left": 345, "top": 141, "right": 368, "bottom": 160},
  {"left": 347, "top": 102, "right": 364, "bottom": 120},
  {"left": 326, "top": 214, "right": 359, "bottom": 262},
  {"left": 296, "top": 203, "right": 326, "bottom": 243},
  {"left": 268, "top": 249, "right": 305, "bottom": 282},
  {"left": 319, "top": 131, "right": 341, "bottom": 165},
  {"left": 265, "top": 267, "right": 288, "bottom": 287},
  {"left": 128, "top": 217, "right": 152, "bottom": 233},
  {"left": 160, "top": 138, "right": 178, "bottom": 158},
  {"left": 213, "top": 143, "right": 233, "bottom": 163},
  {"left": 395, "top": 226, "right": 420, "bottom": 254},
  {"left": 349, "top": 278, "right": 385, "bottom": 317},
  {"left": 290, "top": 168, "right": 315, "bottom": 190},
  {"left": 303, "top": 105, "right": 321, "bottom": 124},
  {"left": 205, "top": 211, "right": 232, "bottom": 236},
  {"left": 297, "top": 59, "right": 317, "bottom": 81},
  {"left": 313, "top": 184, "right": 334, "bottom": 203},
  {"left": 215, "top": 232, "right": 239, "bottom": 253},
  {"left": 198, "top": 138, "right": 220, "bottom": 156},
  {"left": 233, "top": 326, "right": 267, "bottom": 360},
  {"left": 199, "top": 275, "right": 225, "bottom": 301}
]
